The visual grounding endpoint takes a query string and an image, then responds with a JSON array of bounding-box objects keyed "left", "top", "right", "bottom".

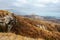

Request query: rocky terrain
[{"left": 0, "top": 10, "right": 60, "bottom": 40}]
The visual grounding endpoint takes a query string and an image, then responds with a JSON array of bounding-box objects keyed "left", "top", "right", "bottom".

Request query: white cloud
[
  {"left": 51, "top": 0, "right": 59, "bottom": 3},
  {"left": 37, "top": 0, "right": 60, "bottom": 4},
  {"left": 17, "top": 0, "right": 28, "bottom": 3},
  {"left": 33, "top": 0, "right": 60, "bottom": 7},
  {"left": 13, "top": 0, "right": 28, "bottom": 7},
  {"left": 13, "top": 3, "right": 21, "bottom": 7},
  {"left": 33, "top": 4, "right": 46, "bottom": 7},
  {"left": 0, "top": 0, "right": 59, "bottom": 16},
  {"left": 13, "top": 0, "right": 60, "bottom": 7}
]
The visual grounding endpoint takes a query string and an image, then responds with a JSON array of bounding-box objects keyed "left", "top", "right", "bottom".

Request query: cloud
[
  {"left": 31, "top": 0, "right": 60, "bottom": 7},
  {"left": 37, "top": 0, "right": 60, "bottom": 3},
  {"left": 0, "top": 0, "right": 16, "bottom": 9},
  {"left": 33, "top": 4, "right": 46, "bottom": 7},
  {"left": 0, "top": 0, "right": 60, "bottom": 17},
  {"left": 0, "top": 0, "right": 60, "bottom": 8},
  {"left": 17, "top": 0, "right": 28, "bottom": 3},
  {"left": 13, "top": 0, "right": 60, "bottom": 7},
  {"left": 13, "top": 0, "right": 28, "bottom": 7}
]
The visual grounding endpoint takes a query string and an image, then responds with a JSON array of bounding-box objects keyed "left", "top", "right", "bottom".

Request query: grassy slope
[
  {"left": 10, "top": 16, "right": 60, "bottom": 40},
  {"left": 0, "top": 10, "right": 60, "bottom": 40}
]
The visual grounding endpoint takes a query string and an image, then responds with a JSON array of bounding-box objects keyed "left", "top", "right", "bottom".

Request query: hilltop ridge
[{"left": 0, "top": 10, "right": 60, "bottom": 40}]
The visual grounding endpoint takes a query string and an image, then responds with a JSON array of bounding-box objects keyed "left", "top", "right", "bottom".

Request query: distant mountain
[
  {"left": 24, "top": 15, "right": 60, "bottom": 23},
  {"left": 43, "top": 16, "right": 60, "bottom": 23},
  {"left": 24, "top": 15, "right": 44, "bottom": 20}
]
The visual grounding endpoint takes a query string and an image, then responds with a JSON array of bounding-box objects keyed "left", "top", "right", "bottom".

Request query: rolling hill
[{"left": 0, "top": 10, "right": 60, "bottom": 40}]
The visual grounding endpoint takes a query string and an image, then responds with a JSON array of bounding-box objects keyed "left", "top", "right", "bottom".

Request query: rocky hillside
[{"left": 0, "top": 10, "right": 60, "bottom": 40}]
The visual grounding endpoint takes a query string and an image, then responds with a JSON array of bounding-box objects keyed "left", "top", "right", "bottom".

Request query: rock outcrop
[{"left": 0, "top": 10, "right": 16, "bottom": 32}]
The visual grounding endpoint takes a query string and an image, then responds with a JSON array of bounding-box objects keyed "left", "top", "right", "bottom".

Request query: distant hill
[{"left": 24, "top": 15, "right": 60, "bottom": 23}]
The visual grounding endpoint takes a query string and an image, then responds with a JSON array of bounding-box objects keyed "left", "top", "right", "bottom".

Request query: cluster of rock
[{"left": 0, "top": 10, "right": 16, "bottom": 32}]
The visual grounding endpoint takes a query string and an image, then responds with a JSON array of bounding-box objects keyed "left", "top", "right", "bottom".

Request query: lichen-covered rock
[{"left": 0, "top": 10, "right": 16, "bottom": 32}]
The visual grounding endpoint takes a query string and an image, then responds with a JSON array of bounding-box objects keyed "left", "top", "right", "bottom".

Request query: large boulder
[{"left": 0, "top": 10, "right": 16, "bottom": 32}]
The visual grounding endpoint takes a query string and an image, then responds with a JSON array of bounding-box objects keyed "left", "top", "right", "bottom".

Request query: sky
[{"left": 0, "top": 0, "right": 60, "bottom": 17}]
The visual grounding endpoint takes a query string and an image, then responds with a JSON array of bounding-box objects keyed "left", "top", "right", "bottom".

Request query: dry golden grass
[
  {"left": 10, "top": 16, "right": 60, "bottom": 40},
  {"left": 23, "top": 17, "right": 60, "bottom": 32},
  {"left": 0, "top": 33, "right": 44, "bottom": 40}
]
